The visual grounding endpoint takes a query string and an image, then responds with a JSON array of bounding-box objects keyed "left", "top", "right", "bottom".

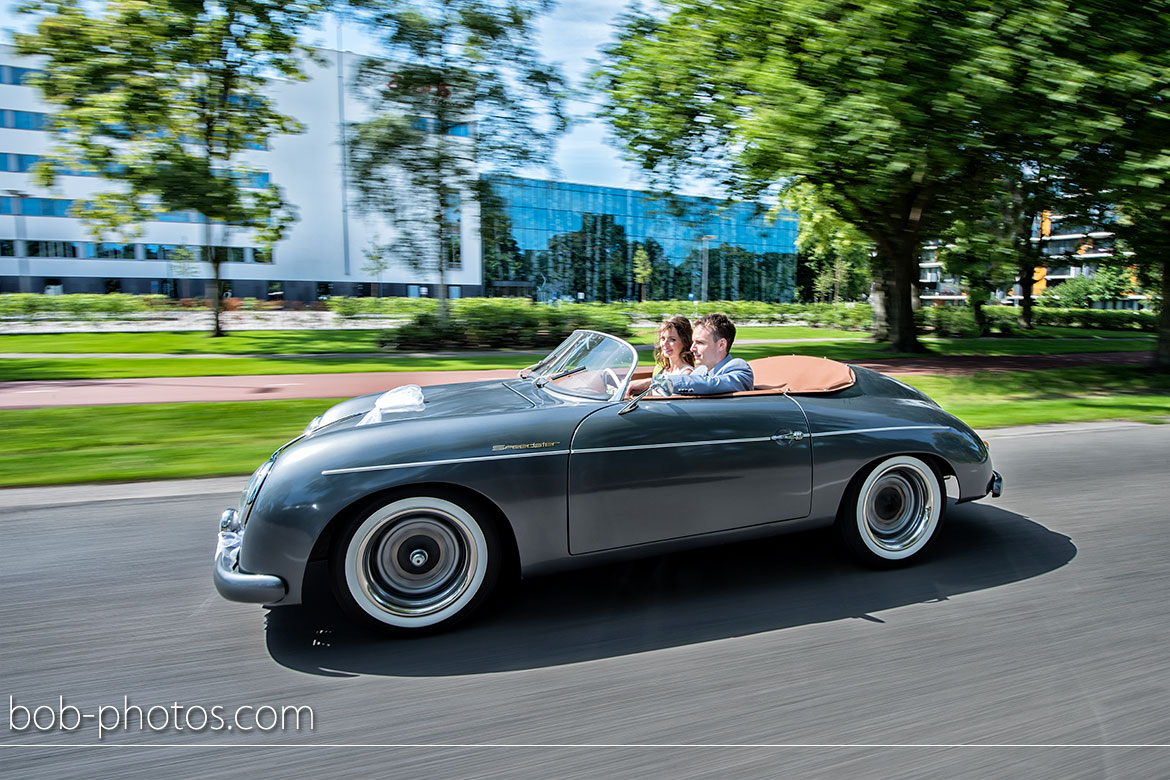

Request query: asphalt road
[{"left": 2, "top": 422, "right": 1168, "bottom": 778}]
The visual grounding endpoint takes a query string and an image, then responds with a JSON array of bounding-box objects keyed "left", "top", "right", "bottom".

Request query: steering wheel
[{"left": 601, "top": 368, "right": 622, "bottom": 396}]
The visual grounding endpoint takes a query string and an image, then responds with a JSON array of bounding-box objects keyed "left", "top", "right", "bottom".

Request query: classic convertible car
[{"left": 214, "top": 329, "right": 1002, "bottom": 635}]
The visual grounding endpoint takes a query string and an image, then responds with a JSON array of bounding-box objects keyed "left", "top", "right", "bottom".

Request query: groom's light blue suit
[{"left": 667, "top": 354, "right": 754, "bottom": 395}]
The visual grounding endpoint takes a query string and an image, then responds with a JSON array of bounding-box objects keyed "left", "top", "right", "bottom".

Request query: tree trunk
[
  {"left": 205, "top": 223, "right": 224, "bottom": 338},
  {"left": 971, "top": 294, "right": 989, "bottom": 337},
  {"left": 870, "top": 269, "right": 889, "bottom": 342},
  {"left": 886, "top": 248, "right": 924, "bottom": 352},
  {"left": 1155, "top": 258, "right": 1170, "bottom": 371},
  {"left": 1017, "top": 262, "right": 1035, "bottom": 330}
]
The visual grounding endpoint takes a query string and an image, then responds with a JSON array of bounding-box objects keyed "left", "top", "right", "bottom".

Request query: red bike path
[{"left": 0, "top": 351, "right": 1153, "bottom": 409}]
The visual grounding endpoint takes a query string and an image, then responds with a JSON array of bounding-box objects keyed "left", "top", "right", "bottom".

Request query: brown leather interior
[{"left": 635, "top": 354, "right": 855, "bottom": 400}]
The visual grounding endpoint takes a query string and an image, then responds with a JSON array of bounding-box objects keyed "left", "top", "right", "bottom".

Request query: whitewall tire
[
  {"left": 839, "top": 455, "right": 945, "bottom": 566},
  {"left": 333, "top": 496, "right": 499, "bottom": 634}
]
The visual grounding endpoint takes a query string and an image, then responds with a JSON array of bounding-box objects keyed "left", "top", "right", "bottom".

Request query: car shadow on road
[{"left": 264, "top": 502, "right": 1075, "bottom": 677}]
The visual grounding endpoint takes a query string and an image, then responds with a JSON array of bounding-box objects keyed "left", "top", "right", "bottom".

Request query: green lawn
[
  {"left": 0, "top": 399, "right": 323, "bottom": 487},
  {"left": 900, "top": 367, "right": 1170, "bottom": 429},
  {"left": 0, "top": 354, "right": 542, "bottom": 381},
  {"left": 0, "top": 335, "right": 1155, "bottom": 381},
  {"left": 5, "top": 324, "right": 1145, "bottom": 357},
  {"left": 1, "top": 366, "right": 1166, "bottom": 487}
]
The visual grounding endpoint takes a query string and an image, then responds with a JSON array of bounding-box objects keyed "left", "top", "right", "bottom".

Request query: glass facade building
[{"left": 483, "top": 176, "right": 798, "bottom": 302}]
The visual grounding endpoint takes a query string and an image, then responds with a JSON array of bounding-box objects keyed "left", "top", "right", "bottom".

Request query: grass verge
[
  {"left": 0, "top": 400, "right": 323, "bottom": 487},
  {"left": 0, "top": 336, "right": 1156, "bottom": 381},
  {"left": 899, "top": 367, "right": 1170, "bottom": 429},
  {"left": 0, "top": 366, "right": 1166, "bottom": 487},
  {"left": 0, "top": 325, "right": 1143, "bottom": 355}
]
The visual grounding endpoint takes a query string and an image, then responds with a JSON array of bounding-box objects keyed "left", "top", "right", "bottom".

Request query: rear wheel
[
  {"left": 838, "top": 455, "right": 944, "bottom": 567},
  {"left": 332, "top": 496, "right": 500, "bottom": 635}
]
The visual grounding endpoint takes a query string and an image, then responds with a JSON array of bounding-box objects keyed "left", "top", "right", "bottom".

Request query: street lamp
[
  {"left": 699, "top": 234, "right": 716, "bottom": 302},
  {"left": 6, "top": 189, "right": 30, "bottom": 293}
]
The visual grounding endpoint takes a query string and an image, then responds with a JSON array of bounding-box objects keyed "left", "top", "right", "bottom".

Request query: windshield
[{"left": 526, "top": 330, "right": 638, "bottom": 401}]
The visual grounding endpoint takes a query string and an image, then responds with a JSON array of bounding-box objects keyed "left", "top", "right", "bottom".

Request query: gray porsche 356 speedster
[{"left": 214, "top": 329, "right": 1002, "bottom": 635}]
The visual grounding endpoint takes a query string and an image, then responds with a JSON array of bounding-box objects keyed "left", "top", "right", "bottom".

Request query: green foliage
[
  {"left": 917, "top": 306, "right": 984, "bottom": 338},
  {"left": 383, "top": 299, "right": 631, "bottom": 351},
  {"left": 325, "top": 296, "right": 438, "bottom": 318},
  {"left": 0, "top": 293, "right": 158, "bottom": 319},
  {"left": 1032, "top": 307, "right": 1156, "bottom": 331},
  {"left": 1039, "top": 276, "right": 1097, "bottom": 309},
  {"left": 346, "top": 0, "right": 567, "bottom": 315},
  {"left": 784, "top": 181, "right": 873, "bottom": 303},
  {"left": 595, "top": 0, "right": 1167, "bottom": 352},
  {"left": 919, "top": 303, "right": 1154, "bottom": 335},
  {"left": 16, "top": 0, "right": 323, "bottom": 335}
]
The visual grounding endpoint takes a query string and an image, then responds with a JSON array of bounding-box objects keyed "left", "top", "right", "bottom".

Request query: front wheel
[
  {"left": 332, "top": 496, "right": 500, "bottom": 635},
  {"left": 838, "top": 455, "right": 945, "bottom": 567}
]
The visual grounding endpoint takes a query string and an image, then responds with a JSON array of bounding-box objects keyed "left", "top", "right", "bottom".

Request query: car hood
[{"left": 306, "top": 378, "right": 541, "bottom": 435}]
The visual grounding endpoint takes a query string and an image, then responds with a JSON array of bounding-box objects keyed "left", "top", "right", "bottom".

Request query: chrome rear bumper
[{"left": 213, "top": 509, "right": 286, "bottom": 604}]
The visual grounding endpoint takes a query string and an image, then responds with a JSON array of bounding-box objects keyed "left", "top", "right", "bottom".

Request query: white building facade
[{"left": 0, "top": 44, "right": 484, "bottom": 301}]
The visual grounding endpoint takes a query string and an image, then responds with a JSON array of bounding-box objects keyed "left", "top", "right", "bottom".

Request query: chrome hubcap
[
  {"left": 863, "top": 465, "right": 933, "bottom": 552},
  {"left": 355, "top": 510, "right": 478, "bottom": 617}
]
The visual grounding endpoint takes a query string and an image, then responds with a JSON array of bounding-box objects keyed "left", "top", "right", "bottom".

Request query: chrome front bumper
[
  {"left": 213, "top": 509, "right": 286, "bottom": 604},
  {"left": 989, "top": 470, "right": 1003, "bottom": 499}
]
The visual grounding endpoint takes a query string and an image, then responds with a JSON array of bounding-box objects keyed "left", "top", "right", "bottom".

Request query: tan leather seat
[{"left": 636, "top": 354, "right": 855, "bottom": 400}]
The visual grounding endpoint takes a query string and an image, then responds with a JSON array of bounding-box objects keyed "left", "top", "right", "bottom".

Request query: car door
[{"left": 567, "top": 394, "right": 812, "bottom": 554}]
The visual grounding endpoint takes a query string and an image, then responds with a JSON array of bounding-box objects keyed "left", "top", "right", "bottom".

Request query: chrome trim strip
[
  {"left": 571, "top": 436, "right": 774, "bottom": 455},
  {"left": 810, "top": 425, "right": 950, "bottom": 438},
  {"left": 323, "top": 426, "right": 951, "bottom": 476},
  {"left": 322, "top": 449, "right": 567, "bottom": 475}
]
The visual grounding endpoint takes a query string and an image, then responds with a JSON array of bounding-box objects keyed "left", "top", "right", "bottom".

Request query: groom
[{"left": 629, "top": 312, "right": 754, "bottom": 396}]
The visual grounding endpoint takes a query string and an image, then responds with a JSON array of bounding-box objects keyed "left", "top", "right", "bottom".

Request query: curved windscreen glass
[{"left": 527, "top": 330, "right": 638, "bottom": 401}]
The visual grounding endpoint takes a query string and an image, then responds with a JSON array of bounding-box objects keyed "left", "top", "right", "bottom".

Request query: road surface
[{"left": 2, "top": 422, "right": 1167, "bottom": 777}]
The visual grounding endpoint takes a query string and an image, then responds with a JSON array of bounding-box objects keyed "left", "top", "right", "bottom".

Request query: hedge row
[
  {"left": 325, "top": 296, "right": 439, "bottom": 318},
  {"left": 0, "top": 293, "right": 295, "bottom": 318},
  {"left": 917, "top": 304, "right": 1157, "bottom": 337},
  {"left": 1031, "top": 306, "right": 1157, "bottom": 330},
  {"left": 0, "top": 293, "right": 171, "bottom": 318},
  {"left": 617, "top": 300, "right": 874, "bottom": 329},
  {"left": 380, "top": 299, "right": 632, "bottom": 350}
]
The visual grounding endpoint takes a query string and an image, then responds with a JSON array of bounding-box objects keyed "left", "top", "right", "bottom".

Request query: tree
[
  {"left": 936, "top": 175, "right": 1029, "bottom": 335},
  {"left": 361, "top": 242, "right": 391, "bottom": 297},
  {"left": 783, "top": 182, "right": 872, "bottom": 305},
  {"left": 16, "top": 0, "right": 322, "bottom": 336},
  {"left": 346, "top": 0, "right": 567, "bottom": 320},
  {"left": 632, "top": 244, "right": 652, "bottom": 301},
  {"left": 167, "top": 244, "right": 199, "bottom": 299},
  {"left": 595, "top": 0, "right": 1123, "bottom": 351},
  {"left": 1038, "top": 275, "right": 1095, "bottom": 309}
]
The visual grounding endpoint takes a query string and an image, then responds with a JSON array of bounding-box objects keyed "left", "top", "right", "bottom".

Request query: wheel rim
[
  {"left": 349, "top": 502, "right": 482, "bottom": 620},
  {"left": 860, "top": 462, "right": 936, "bottom": 553}
]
